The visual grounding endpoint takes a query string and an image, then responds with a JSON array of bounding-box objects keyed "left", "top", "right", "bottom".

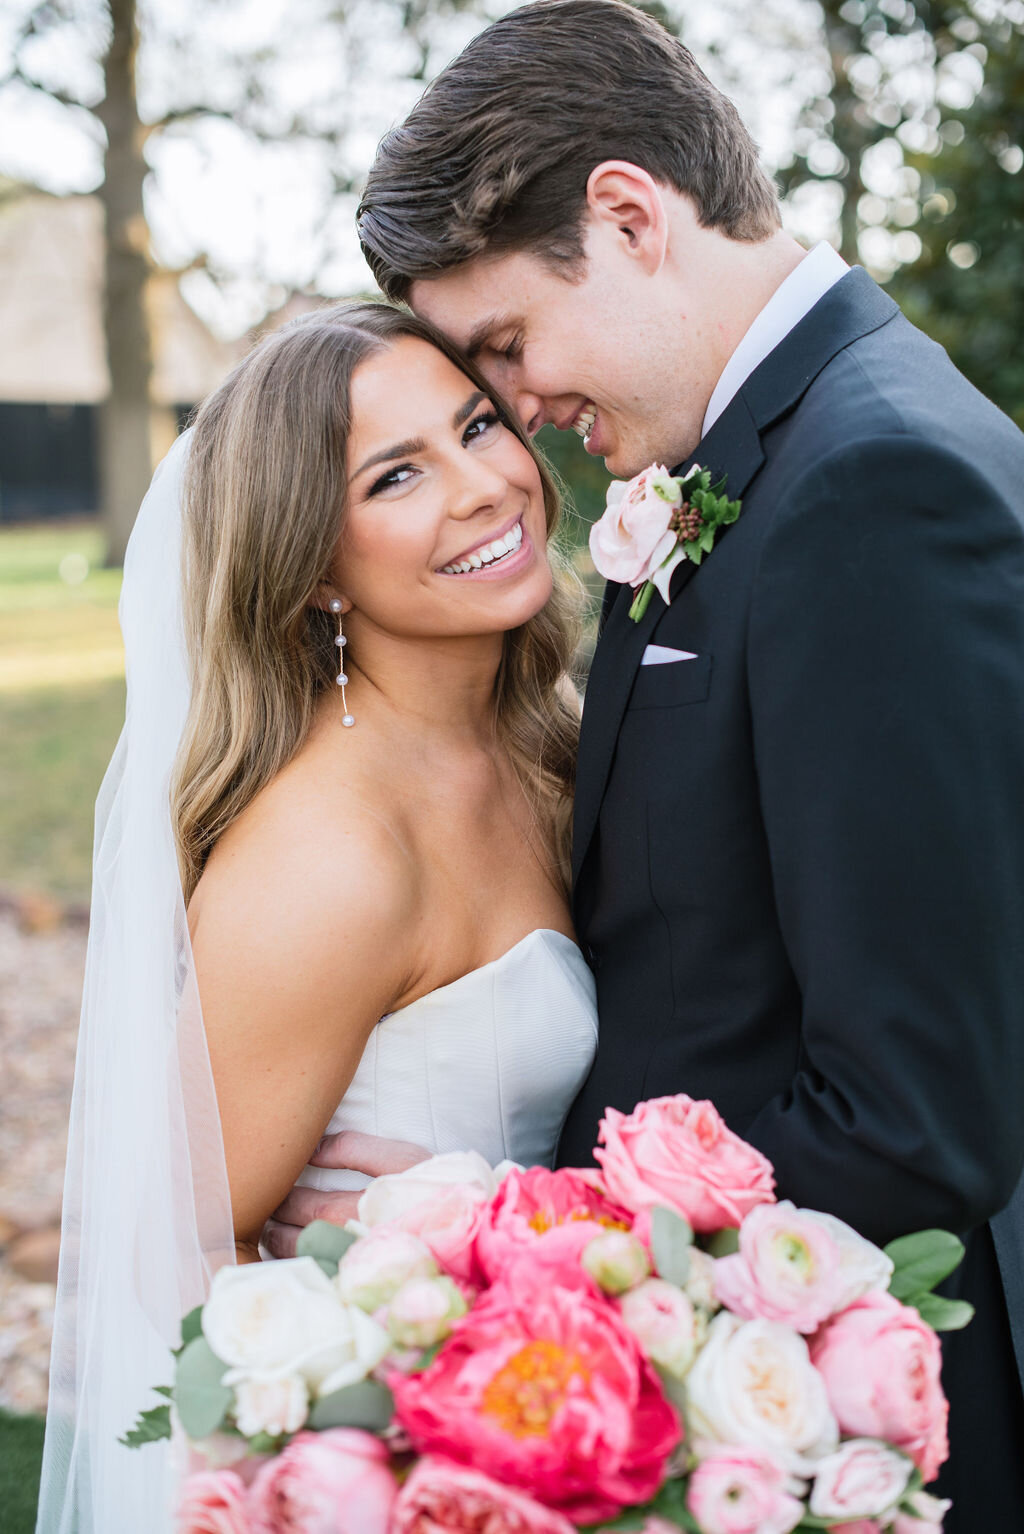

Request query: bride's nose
[{"left": 446, "top": 452, "right": 510, "bottom": 520}]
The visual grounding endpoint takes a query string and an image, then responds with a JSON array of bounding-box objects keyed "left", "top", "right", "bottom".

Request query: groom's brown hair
[{"left": 358, "top": 0, "right": 780, "bottom": 300}]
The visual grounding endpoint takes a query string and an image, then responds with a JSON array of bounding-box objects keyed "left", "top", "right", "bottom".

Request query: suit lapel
[
  {"left": 572, "top": 395, "right": 765, "bottom": 887},
  {"left": 572, "top": 267, "right": 900, "bottom": 894}
]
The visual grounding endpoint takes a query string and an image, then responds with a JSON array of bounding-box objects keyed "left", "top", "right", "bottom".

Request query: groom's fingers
[{"left": 309, "top": 1129, "right": 430, "bottom": 1176}]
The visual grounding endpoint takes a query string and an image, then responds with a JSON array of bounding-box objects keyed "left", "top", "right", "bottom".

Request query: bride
[{"left": 36, "top": 302, "right": 598, "bottom": 1531}]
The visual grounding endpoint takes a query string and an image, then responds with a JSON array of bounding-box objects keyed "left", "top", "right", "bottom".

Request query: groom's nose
[{"left": 510, "top": 386, "right": 546, "bottom": 438}]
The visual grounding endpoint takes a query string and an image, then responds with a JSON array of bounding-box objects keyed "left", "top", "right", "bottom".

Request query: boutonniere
[{"left": 588, "top": 463, "right": 743, "bottom": 623}]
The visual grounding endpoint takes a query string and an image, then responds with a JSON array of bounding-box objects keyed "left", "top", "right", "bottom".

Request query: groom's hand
[{"left": 261, "top": 1130, "right": 430, "bottom": 1259}]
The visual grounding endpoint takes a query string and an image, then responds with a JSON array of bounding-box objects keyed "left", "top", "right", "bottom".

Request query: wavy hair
[{"left": 172, "top": 301, "right": 582, "bottom": 903}]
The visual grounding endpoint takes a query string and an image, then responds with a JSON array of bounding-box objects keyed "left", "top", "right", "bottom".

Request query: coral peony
[
  {"left": 177, "top": 1469, "right": 250, "bottom": 1534},
  {"left": 391, "top": 1456, "right": 577, "bottom": 1533},
  {"left": 248, "top": 1428, "right": 397, "bottom": 1533},
  {"left": 595, "top": 1097, "right": 775, "bottom": 1232},
  {"left": 391, "top": 1276, "right": 680, "bottom": 1523},
  {"left": 810, "top": 1291, "right": 949, "bottom": 1483},
  {"left": 686, "top": 1447, "right": 804, "bottom": 1534},
  {"left": 476, "top": 1167, "right": 633, "bottom": 1283}
]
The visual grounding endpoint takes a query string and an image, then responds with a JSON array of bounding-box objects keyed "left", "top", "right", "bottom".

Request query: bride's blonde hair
[{"left": 172, "top": 301, "right": 582, "bottom": 903}]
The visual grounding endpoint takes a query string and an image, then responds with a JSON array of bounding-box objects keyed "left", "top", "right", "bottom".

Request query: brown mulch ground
[{"left": 0, "top": 903, "right": 85, "bottom": 1414}]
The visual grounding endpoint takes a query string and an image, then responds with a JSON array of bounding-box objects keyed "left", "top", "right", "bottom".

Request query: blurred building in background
[{"left": 0, "top": 188, "right": 242, "bottom": 523}]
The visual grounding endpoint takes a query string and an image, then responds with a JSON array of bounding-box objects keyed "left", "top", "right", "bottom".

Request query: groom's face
[{"left": 409, "top": 229, "right": 699, "bottom": 480}]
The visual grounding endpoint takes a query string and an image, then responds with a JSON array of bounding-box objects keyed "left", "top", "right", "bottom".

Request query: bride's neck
[{"left": 336, "top": 623, "right": 505, "bottom": 743}]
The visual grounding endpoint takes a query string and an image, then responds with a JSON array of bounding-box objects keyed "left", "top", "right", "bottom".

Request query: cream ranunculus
[
  {"left": 202, "top": 1256, "right": 389, "bottom": 1396},
  {"left": 337, "top": 1227, "right": 439, "bottom": 1312},
  {"left": 233, "top": 1373, "right": 310, "bottom": 1439},
  {"left": 684, "top": 1312, "right": 838, "bottom": 1471}
]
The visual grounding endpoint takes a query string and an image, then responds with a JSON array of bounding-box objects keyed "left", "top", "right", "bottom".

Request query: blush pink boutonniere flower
[{"left": 589, "top": 463, "right": 742, "bottom": 622}]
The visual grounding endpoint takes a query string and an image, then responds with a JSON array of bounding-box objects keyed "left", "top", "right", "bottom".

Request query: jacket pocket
[{"left": 628, "top": 652, "right": 712, "bottom": 710}]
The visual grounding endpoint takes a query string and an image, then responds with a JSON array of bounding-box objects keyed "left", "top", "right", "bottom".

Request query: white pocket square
[{"left": 640, "top": 644, "right": 699, "bottom": 666}]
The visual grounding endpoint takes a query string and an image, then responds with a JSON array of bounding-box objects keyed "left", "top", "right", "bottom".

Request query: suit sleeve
[{"left": 744, "top": 434, "right": 1024, "bottom": 1243}]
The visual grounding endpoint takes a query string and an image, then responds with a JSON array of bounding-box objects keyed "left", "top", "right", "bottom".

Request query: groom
[{"left": 275, "top": 0, "right": 1024, "bottom": 1521}]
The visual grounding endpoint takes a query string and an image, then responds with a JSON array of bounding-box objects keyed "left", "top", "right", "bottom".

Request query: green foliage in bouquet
[{"left": 884, "top": 1228, "right": 974, "bottom": 1332}]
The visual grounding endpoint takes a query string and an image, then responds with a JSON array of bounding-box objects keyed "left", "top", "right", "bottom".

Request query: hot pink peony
[
  {"left": 595, "top": 1096, "right": 775, "bottom": 1233},
  {"left": 248, "top": 1428, "right": 397, "bottom": 1534},
  {"left": 476, "top": 1167, "right": 633, "bottom": 1283},
  {"left": 391, "top": 1273, "right": 680, "bottom": 1523},
  {"left": 686, "top": 1447, "right": 804, "bottom": 1534},
  {"left": 390, "top": 1456, "right": 577, "bottom": 1533},
  {"left": 810, "top": 1290, "right": 949, "bottom": 1483},
  {"left": 177, "top": 1470, "right": 251, "bottom": 1534}
]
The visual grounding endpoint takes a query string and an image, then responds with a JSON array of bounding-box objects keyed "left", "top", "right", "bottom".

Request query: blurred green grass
[
  {"left": 0, "top": 1408, "right": 45, "bottom": 1534},
  {"left": 0, "top": 522, "right": 124, "bottom": 901}
]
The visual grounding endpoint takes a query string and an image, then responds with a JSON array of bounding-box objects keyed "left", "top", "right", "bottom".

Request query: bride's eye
[
  {"left": 367, "top": 463, "right": 417, "bottom": 496},
  {"left": 463, "top": 411, "right": 501, "bottom": 446}
]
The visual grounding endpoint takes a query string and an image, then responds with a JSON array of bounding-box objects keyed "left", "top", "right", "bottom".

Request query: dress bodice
[{"left": 296, "top": 929, "right": 598, "bottom": 1192}]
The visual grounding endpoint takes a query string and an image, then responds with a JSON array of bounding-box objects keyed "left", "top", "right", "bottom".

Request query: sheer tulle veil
[{"left": 36, "top": 431, "right": 235, "bottom": 1533}]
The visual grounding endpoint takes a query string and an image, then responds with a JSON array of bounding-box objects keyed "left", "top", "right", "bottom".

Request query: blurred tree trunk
[
  {"left": 821, "top": 0, "right": 871, "bottom": 264},
  {"left": 95, "top": 0, "right": 154, "bottom": 566}
]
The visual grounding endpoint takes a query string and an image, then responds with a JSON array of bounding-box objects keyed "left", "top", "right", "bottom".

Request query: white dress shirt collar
[{"left": 701, "top": 242, "right": 849, "bottom": 440}]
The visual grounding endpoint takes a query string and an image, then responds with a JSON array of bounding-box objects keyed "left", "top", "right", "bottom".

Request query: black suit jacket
[{"left": 557, "top": 269, "right": 1024, "bottom": 1521}]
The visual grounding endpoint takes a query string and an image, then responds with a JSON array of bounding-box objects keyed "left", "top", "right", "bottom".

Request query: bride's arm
[{"left": 189, "top": 809, "right": 418, "bottom": 1263}]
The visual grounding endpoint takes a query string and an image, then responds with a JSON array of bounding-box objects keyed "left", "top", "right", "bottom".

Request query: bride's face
[{"left": 335, "top": 337, "right": 553, "bottom": 640}]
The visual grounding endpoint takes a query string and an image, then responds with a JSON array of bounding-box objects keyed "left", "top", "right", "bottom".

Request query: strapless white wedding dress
[{"left": 296, "top": 929, "right": 598, "bottom": 1192}]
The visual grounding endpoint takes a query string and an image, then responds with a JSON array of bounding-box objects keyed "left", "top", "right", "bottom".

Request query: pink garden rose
[
  {"left": 808, "top": 1440, "right": 913, "bottom": 1522},
  {"left": 713, "top": 1203, "right": 891, "bottom": 1334},
  {"left": 595, "top": 1096, "right": 775, "bottom": 1233},
  {"left": 391, "top": 1272, "right": 680, "bottom": 1523},
  {"left": 177, "top": 1470, "right": 250, "bottom": 1534},
  {"left": 589, "top": 466, "right": 682, "bottom": 587},
  {"left": 476, "top": 1167, "right": 633, "bottom": 1283},
  {"left": 248, "top": 1428, "right": 397, "bottom": 1534},
  {"left": 391, "top": 1456, "right": 577, "bottom": 1533},
  {"left": 810, "top": 1291, "right": 949, "bottom": 1483},
  {"left": 356, "top": 1151, "right": 496, "bottom": 1284},
  {"left": 618, "top": 1278, "right": 703, "bottom": 1379},
  {"left": 686, "top": 1448, "right": 804, "bottom": 1534}
]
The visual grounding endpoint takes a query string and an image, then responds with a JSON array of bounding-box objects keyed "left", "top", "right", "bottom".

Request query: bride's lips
[{"left": 435, "top": 515, "right": 535, "bottom": 581}]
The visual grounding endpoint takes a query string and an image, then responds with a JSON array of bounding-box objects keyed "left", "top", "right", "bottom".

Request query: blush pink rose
[
  {"left": 810, "top": 1291, "right": 949, "bottom": 1483},
  {"left": 686, "top": 1447, "right": 805, "bottom": 1534},
  {"left": 177, "top": 1470, "right": 251, "bottom": 1533},
  {"left": 357, "top": 1153, "right": 496, "bottom": 1284},
  {"left": 390, "top": 1456, "right": 577, "bottom": 1533},
  {"left": 589, "top": 466, "right": 682, "bottom": 587},
  {"left": 391, "top": 1275, "right": 680, "bottom": 1524},
  {"left": 476, "top": 1167, "right": 633, "bottom": 1283},
  {"left": 809, "top": 1440, "right": 912, "bottom": 1522},
  {"left": 248, "top": 1428, "right": 397, "bottom": 1534},
  {"left": 595, "top": 1096, "right": 776, "bottom": 1233}
]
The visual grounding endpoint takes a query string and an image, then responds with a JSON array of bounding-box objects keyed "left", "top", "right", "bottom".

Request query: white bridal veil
[{"left": 36, "top": 432, "right": 235, "bottom": 1533}]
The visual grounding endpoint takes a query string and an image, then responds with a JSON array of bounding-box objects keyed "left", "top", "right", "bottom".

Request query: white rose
[
  {"left": 233, "top": 1373, "right": 309, "bottom": 1439},
  {"left": 387, "top": 1274, "right": 467, "bottom": 1349},
  {"left": 809, "top": 1439, "right": 913, "bottom": 1521},
  {"left": 337, "top": 1227, "right": 438, "bottom": 1312},
  {"left": 684, "top": 1312, "right": 838, "bottom": 1471},
  {"left": 619, "top": 1278, "right": 704, "bottom": 1379},
  {"left": 202, "top": 1256, "right": 389, "bottom": 1394}
]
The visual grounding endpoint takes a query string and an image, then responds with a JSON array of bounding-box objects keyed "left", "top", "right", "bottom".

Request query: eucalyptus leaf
[
  {"left": 174, "top": 1336, "right": 233, "bottom": 1440},
  {"left": 650, "top": 1206, "right": 694, "bottom": 1287},
  {"left": 296, "top": 1219, "right": 358, "bottom": 1276},
  {"left": 308, "top": 1378, "right": 394, "bottom": 1432},
  {"left": 909, "top": 1292, "right": 975, "bottom": 1332},
  {"left": 706, "top": 1227, "right": 740, "bottom": 1258},
  {"left": 119, "top": 1402, "right": 172, "bottom": 1449},
  {"left": 180, "top": 1306, "right": 204, "bottom": 1349},
  {"left": 885, "top": 1230, "right": 966, "bottom": 1299},
  {"left": 650, "top": 1476, "right": 702, "bottom": 1530}
]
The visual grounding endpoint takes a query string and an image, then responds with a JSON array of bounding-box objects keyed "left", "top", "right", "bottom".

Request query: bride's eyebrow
[{"left": 352, "top": 392, "right": 489, "bottom": 479}]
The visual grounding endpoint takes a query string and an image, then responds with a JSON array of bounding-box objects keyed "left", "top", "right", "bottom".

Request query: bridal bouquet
[{"left": 126, "top": 1095, "right": 970, "bottom": 1533}]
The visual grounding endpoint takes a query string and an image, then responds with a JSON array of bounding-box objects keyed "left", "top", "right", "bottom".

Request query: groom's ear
[{"left": 585, "top": 162, "right": 669, "bottom": 275}]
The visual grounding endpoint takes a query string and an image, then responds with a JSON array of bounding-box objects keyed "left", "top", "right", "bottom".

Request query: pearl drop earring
[{"left": 330, "top": 599, "right": 355, "bottom": 728}]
